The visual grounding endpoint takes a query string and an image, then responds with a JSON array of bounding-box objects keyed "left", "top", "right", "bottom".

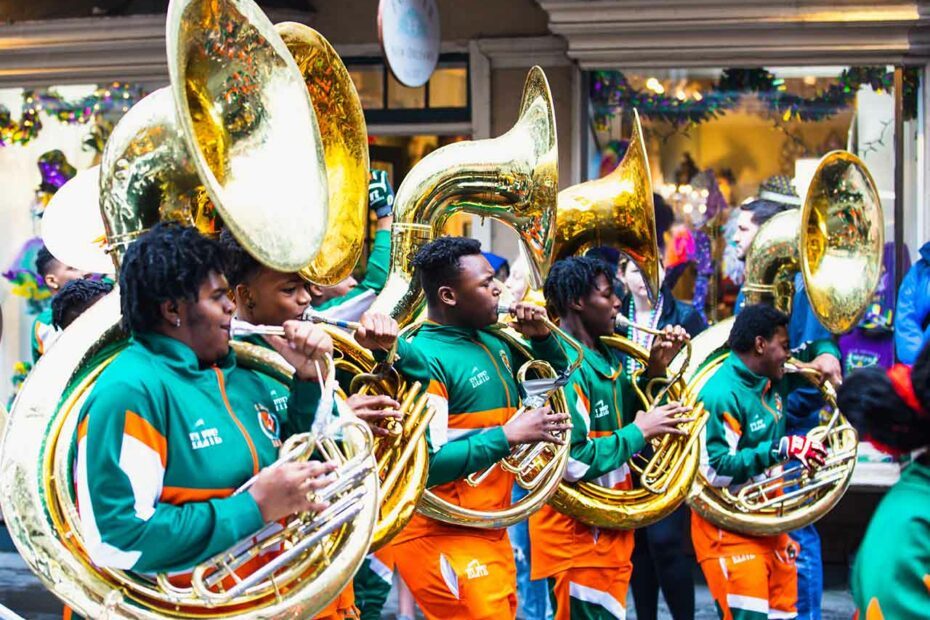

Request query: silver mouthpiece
[
  {"left": 229, "top": 318, "right": 286, "bottom": 338},
  {"left": 614, "top": 314, "right": 633, "bottom": 330}
]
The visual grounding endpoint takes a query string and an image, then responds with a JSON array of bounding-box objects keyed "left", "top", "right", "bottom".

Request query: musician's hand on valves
[
  {"left": 778, "top": 435, "right": 827, "bottom": 471},
  {"left": 633, "top": 401, "right": 693, "bottom": 440},
  {"left": 267, "top": 321, "right": 334, "bottom": 382},
  {"left": 509, "top": 302, "right": 551, "bottom": 341},
  {"left": 646, "top": 325, "right": 689, "bottom": 377},
  {"left": 346, "top": 393, "right": 402, "bottom": 437},
  {"left": 503, "top": 405, "right": 571, "bottom": 446},
  {"left": 354, "top": 312, "right": 399, "bottom": 352},
  {"left": 248, "top": 460, "right": 338, "bottom": 523}
]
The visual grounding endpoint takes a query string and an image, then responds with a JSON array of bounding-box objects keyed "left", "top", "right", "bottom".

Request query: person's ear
[
  {"left": 308, "top": 283, "right": 324, "bottom": 298},
  {"left": 438, "top": 285, "right": 456, "bottom": 307},
  {"left": 754, "top": 335, "right": 766, "bottom": 356},
  {"left": 236, "top": 284, "right": 255, "bottom": 310},
  {"left": 568, "top": 296, "right": 584, "bottom": 312},
  {"left": 159, "top": 299, "right": 182, "bottom": 328},
  {"left": 44, "top": 273, "right": 60, "bottom": 291}
]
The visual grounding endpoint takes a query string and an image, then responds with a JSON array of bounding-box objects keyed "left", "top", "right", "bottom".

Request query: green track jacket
[
  {"left": 75, "top": 331, "right": 322, "bottom": 574},
  {"left": 699, "top": 353, "right": 785, "bottom": 488},
  {"left": 382, "top": 321, "right": 568, "bottom": 541},
  {"left": 852, "top": 459, "right": 930, "bottom": 618},
  {"left": 558, "top": 335, "right": 646, "bottom": 485}
]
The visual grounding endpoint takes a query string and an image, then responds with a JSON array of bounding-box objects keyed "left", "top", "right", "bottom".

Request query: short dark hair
[
  {"left": 52, "top": 278, "right": 114, "bottom": 329},
  {"left": 35, "top": 245, "right": 59, "bottom": 278},
  {"left": 544, "top": 256, "right": 614, "bottom": 317},
  {"left": 411, "top": 236, "right": 482, "bottom": 306},
  {"left": 740, "top": 199, "right": 795, "bottom": 227},
  {"left": 728, "top": 303, "right": 789, "bottom": 353},
  {"left": 119, "top": 223, "right": 226, "bottom": 332},
  {"left": 838, "top": 343, "right": 930, "bottom": 452},
  {"left": 218, "top": 229, "right": 263, "bottom": 286}
]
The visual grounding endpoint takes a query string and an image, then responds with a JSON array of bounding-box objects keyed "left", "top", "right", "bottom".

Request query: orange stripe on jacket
[
  {"left": 573, "top": 383, "right": 590, "bottom": 415},
  {"left": 124, "top": 411, "right": 167, "bottom": 467},
  {"left": 76, "top": 417, "right": 89, "bottom": 443},
  {"left": 427, "top": 379, "right": 448, "bottom": 399},
  {"left": 448, "top": 407, "right": 517, "bottom": 428},
  {"left": 160, "top": 486, "right": 234, "bottom": 504},
  {"left": 722, "top": 412, "right": 742, "bottom": 436}
]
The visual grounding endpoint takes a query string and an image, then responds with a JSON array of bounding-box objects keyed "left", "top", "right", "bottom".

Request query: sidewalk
[{"left": 0, "top": 551, "right": 856, "bottom": 619}]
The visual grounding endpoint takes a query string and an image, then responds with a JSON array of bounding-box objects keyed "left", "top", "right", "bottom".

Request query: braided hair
[
  {"left": 52, "top": 278, "right": 114, "bottom": 329},
  {"left": 218, "top": 229, "right": 262, "bottom": 286},
  {"left": 411, "top": 236, "right": 482, "bottom": 306},
  {"left": 544, "top": 256, "right": 614, "bottom": 318},
  {"left": 837, "top": 343, "right": 930, "bottom": 454},
  {"left": 119, "top": 223, "right": 226, "bottom": 332}
]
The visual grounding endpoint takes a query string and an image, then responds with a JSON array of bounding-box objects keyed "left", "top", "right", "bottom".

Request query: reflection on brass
[
  {"left": 552, "top": 110, "right": 660, "bottom": 302},
  {"left": 167, "top": 0, "right": 329, "bottom": 273},
  {"left": 277, "top": 23, "right": 370, "bottom": 286},
  {"left": 801, "top": 151, "right": 884, "bottom": 333},
  {"left": 369, "top": 66, "right": 559, "bottom": 327},
  {"left": 742, "top": 151, "right": 883, "bottom": 335}
]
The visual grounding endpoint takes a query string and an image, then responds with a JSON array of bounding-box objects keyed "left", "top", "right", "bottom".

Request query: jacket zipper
[
  {"left": 472, "top": 338, "right": 513, "bottom": 410},
  {"left": 212, "top": 367, "right": 260, "bottom": 475}
]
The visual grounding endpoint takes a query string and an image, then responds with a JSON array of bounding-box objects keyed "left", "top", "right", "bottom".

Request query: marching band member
[
  {"left": 529, "top": 256, "right": 691, "bottom": 619},
  {"left": 32, "top": 245, "right": 90, "bottom": 360},
  {"left": 221, "top": 228, "right": 403, "bottom": 620},
  {"left": 74, "top": 224, "right": 337, "bottom": 585},
  {"left": 694, "top": 303, "right": 827, "bottom": 620},
  {"left": 838, "top": 342, "right": 930, "bottom": 618},
  {"left": 364, "top": 236, "right": 572, "bottom": 619},
  {"left": 617, "top": 256, "right": 705, "bottom": 620},
  {"left": 733, "top": 180, "right": 842, "bottom": 619}
]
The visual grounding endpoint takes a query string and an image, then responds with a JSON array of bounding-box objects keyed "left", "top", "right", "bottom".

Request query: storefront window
[
  {"left": 586, "top": 66, "right": 921, "bottom": 368},
  {"left": 346, "top": 55, "right": 470, "bottom": 125},
  {"left": 387, "top": 73, "right": 426, "bottom": 109},
  {"left": 348, "top": 65, "right": 385, "bottom": 110}
]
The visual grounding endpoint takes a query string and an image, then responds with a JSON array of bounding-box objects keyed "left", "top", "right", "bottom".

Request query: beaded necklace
[{"left": 625, "top": 293, "right": 663, "bottom": 375}]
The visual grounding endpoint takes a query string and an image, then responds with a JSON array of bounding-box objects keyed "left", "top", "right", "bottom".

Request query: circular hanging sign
[{"left": 378, "top": 0, "right": 440, "bottom": 88}]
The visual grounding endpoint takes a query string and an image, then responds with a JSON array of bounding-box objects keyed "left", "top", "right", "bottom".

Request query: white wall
[{"left": 0, "top": 85, "right": 99, "bottom": 405}]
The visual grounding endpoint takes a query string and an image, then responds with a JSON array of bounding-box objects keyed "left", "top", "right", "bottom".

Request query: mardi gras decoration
[
  {"left": 592, "top": 67, "right": 920, "bottom": 129},
  {"left": 0, "top": 83, "right": 144, "bottom": 148}
]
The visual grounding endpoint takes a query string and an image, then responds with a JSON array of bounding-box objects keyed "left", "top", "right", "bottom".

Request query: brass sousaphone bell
[
  {"left": 683, "top": 150, "right": 882, "bottom": 536},
  {"left": 369, "top": 66, "right": 559, "bottom": 327},
  {"left": 0, "top": 0, "right": 381, "bottom": 617}
]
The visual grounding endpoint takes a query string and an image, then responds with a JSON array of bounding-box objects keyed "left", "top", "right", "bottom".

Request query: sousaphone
[{"left": 0, "top": 0, "right": 380, "bottom": 617}]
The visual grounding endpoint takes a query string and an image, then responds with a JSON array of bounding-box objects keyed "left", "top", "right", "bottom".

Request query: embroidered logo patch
[
  {"left": 465, "top": 559, "right": 489, "bottom": 580},
  {"left": 468, "top": 369, "right": 491, "bottom": 389},
  {"left": 499, "top": 350, "right": 512, "bottom": 374},
  {"left": 592, "top": 399, "right": 609, "bottom": 419},
  {"left": 256, "top": 404, "right": 281, "bottom": 447},
  {"left": 189, "top": 427, "right": 223, "bottom": 450}
]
